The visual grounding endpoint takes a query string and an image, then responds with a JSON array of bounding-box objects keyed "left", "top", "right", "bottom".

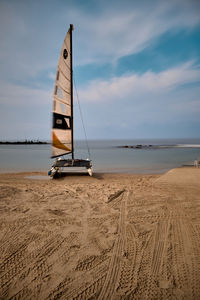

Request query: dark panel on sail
[{"left": 53, "top": 113, "right": 71, "bottom": 130}]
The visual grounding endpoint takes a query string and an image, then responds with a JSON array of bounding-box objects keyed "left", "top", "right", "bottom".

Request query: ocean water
[{"left": 0, "top": 139, "right": 200, "bottom": 174}]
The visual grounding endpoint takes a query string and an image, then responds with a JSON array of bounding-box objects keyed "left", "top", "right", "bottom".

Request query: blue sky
[{"left": 0, "top": 0, "right": 200, "bottom": 140}]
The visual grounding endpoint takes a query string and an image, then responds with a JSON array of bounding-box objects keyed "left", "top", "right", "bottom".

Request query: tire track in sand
[
  {"left": 171, "top": 218, "right": 200, "bottom": 299},
  {"left": 144, "top": 216, "right": 173, "bottom": 300},
  {"left": 58, "top": 262, "right": 108, "bottom": 300},
  {"left": 97, "top": 191, "right": 127, "bottom": 300},
  {"left": 0, "top": 232, "right": 79, "bottom": 299}
]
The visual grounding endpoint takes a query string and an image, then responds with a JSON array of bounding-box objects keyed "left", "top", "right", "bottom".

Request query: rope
[{"left": 73, "top": 78, "right": 91, "bottom": 161}]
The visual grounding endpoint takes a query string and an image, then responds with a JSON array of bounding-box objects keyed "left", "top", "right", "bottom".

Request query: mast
[{"left": 70, "top": 24, "right": 74, "bottom": 160}]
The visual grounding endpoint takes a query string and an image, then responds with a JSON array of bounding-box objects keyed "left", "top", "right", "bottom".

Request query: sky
[{"left": 0, "top": 0, "right": 200, "bottom": 141}]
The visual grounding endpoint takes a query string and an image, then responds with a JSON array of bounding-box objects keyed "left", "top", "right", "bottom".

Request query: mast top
[{"left": 70, "top": 24, "right": 74, "bottom": 31}]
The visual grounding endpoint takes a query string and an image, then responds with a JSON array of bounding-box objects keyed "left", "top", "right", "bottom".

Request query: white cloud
[
  {"left": 0, "top": 80, "right": 52, "bottom": 139},
  {"left": 48, "top": 72, "right": 56, "bottom": 80},
  {"left": 72, "top": 0, "right": 200, "bottom": 65},
  {"left": 73, "top": 60, "right": 200, "bottom": 139},
  {"left": 79, "top": 61, "right": 200, "bottom": 103},
  {"left": 0, "top": 0, "right": 200, "bottom": 139},
  {"left": 172, "top": 99, "right": 200, "bottom": 114},
  {"left": 0, "top": 81, "right": 51, "bottom": 107},
  {"left": 0, "top": 0, "right": 200, "bottom": 80}
]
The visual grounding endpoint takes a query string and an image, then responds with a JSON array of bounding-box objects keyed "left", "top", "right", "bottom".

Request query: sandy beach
[{"left": 0, "top": 167, "right": 200, "bottom": 299}]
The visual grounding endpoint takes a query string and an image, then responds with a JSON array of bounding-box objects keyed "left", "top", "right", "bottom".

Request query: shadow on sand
[{"left": 52, "top": 172, "right": 104, "bottom": 180}]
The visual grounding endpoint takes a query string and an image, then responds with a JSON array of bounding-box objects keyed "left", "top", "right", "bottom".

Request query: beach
[{"left": 0, "top": 168, "right": 200, "bottom": 299}]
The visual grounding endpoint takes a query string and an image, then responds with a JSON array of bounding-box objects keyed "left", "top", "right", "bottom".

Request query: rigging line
[{"left": 73, "top": 78, "right": 91, "bottom": 161}]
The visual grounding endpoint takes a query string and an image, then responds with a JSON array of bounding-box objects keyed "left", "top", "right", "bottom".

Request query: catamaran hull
[{"left": 48, "top": 159, "right": 92, "bottom": 178}]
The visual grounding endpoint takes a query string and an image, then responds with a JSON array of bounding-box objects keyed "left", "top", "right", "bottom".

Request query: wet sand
[{"left": 0, "top": 168, "right": 200, "bottom": 299}]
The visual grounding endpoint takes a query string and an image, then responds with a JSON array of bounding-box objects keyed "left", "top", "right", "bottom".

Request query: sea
[{"left": 0, "top": 138, "right": 200, "bottom": 174}]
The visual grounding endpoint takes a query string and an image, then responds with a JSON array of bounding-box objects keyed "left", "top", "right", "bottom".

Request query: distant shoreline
[
  {"left": 116, "top": 144, "right": 200, "bottom": 149},
  {"left": 0, "top": 141, "right": 49, "bottom": 145}
]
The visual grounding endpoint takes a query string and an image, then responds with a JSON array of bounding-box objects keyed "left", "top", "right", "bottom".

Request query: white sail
[
  {"left": 51, "top": 26, "right": 73, "bottom": 158},
  {"left": 49, "top": 25, "right": 92, "bottom": 178}
]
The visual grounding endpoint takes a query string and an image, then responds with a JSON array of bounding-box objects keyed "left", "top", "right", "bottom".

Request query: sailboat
[{"left": 48, "top": 24, "right": 92, "bottom": 178}]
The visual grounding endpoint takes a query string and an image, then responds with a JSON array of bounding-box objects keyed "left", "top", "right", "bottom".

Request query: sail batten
[
  {"left": 54, "top": 92, "right": 71, "bottom": 103},
  {"left": 51, "top": 27, "right": 73, "bottom": 158},
  {"left": 57, "top": 70, "right": 71, "bottom": 82},
  {"left": 56, "top": 85, "right": 71, "bottom": 96},
  {"left": 60, "top": 58, "right": 71, "bottom": 71},
  {"left": 54, "top": 97, "right": 71, "bottom": 106}
]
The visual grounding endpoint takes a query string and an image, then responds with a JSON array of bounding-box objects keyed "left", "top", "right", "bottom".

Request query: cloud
[
  {"left": 48, "top": 72, "right": 56, "bottom": 80},
  {"left": 0, "top": 0, "right": 60, "bottom": 81},
  {"left": 0, "top": 0, "right": 200, "bottom": 81},
  {"left": 0, "top": 80, "right": 51, "bottom": 107},
  {"left": 0, "top": 80, "right": 52, "bottom": 139},
  {"left": 71, "top": 59, "right": 200, "bottom": 140},
  {"left": 71, "top": 0, "right": 200, "bottom": 65},
  {"left": 0, "top": 0, "right": 199, "bottom": 139},
  {"left": 78, "top": 61, "right": 200, "bottom": 103}
]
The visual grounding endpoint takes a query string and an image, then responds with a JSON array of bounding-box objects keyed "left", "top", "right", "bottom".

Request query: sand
[{"left": 0, "top": 167, "right": 200, "bottom": 299}]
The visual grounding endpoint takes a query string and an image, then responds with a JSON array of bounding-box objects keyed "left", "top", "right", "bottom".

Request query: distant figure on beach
[{"left": 194, "top": 158, "right": 200, "bottom": 168}]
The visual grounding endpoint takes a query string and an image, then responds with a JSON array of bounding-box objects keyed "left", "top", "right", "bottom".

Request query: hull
[{"left": 48, "top": 159, "right": 92, "bottom": 178}]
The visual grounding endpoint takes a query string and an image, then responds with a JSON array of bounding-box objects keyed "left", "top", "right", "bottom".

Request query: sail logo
[
  {"left": 63, "top": 49, "right": 68, "bottom": 59},
  {"left": 53, "top": 112, "right": 71, "bottom": 130},
  {"left": 56, "top": 119, "right": 62, "bottom": 125}
]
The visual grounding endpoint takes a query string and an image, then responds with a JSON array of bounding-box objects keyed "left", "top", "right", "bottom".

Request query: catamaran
[{"left": 48, "top": 24, "right": 92, "bottom": 178}]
